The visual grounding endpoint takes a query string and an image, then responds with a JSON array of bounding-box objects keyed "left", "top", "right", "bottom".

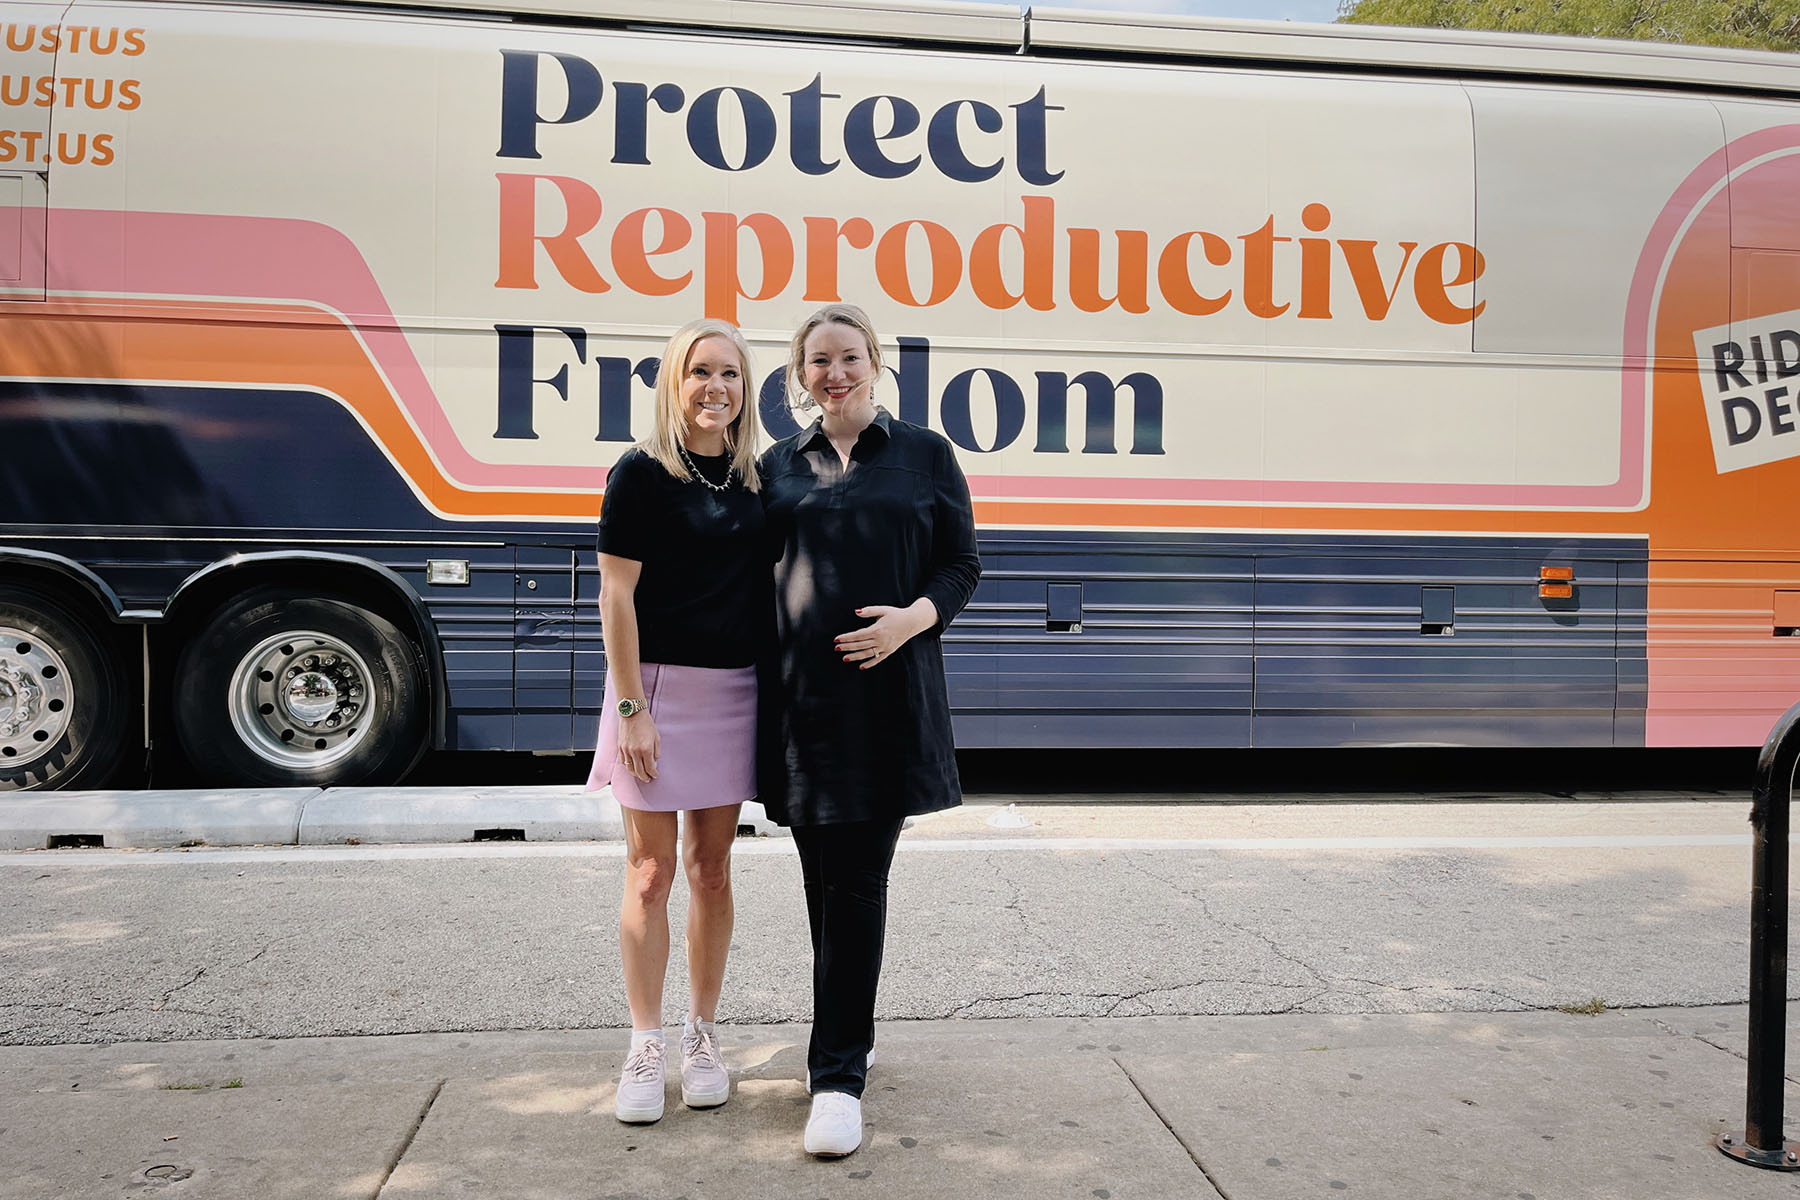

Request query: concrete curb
[
  {"left": 299, "top": 785, "right": 624, "bottom": 844},
  {"left": 739, "top": 800, "right": 789, "bottom": 838},
  {"left": 0, "top": 789, "right": 318, "bottom": 851},
  {"left": 0, "top": 786, "right": 647, "bottom": 849},
  {"left": 0, "top": 788, "right": 794, "bottom": 849}
]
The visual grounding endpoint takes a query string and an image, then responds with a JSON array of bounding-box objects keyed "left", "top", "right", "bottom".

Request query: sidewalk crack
[
  {"left": 372, "top": 1078, "right": 446, "bottom": 1199},
  {"left": 1647, "top": 1014, "right": 1755, "bottom": 1067},
  {"left": 1114, "top": 1058, "right": 1231, "bottom": 1200}
]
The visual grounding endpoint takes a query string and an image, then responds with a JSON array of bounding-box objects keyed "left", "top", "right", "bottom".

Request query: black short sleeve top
[{"left": 597, "top": 445, "right": 765, "bottom": 669}]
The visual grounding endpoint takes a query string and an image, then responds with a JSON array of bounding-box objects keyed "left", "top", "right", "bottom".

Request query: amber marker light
[{"left": 1538, "top": 567, "right": 1575, "bottom": 599}]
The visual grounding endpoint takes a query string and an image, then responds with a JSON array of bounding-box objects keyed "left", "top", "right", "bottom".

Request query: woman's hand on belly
[{"left": 834, "top": 599, "right": 939, "bottom": 670}]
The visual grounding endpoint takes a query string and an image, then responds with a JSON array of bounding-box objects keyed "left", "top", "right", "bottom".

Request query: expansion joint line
[
  {"left": 373, "top": 1078, "right": 446, "bottom": 1199},
  {"left": 1114, "top": 1058, "right": 1233, "bottom": 1200}
]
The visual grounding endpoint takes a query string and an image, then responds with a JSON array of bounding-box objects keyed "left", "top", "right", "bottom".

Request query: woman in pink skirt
[{"left": 588, "top": 318, "right": 764, "bottom": 1124}]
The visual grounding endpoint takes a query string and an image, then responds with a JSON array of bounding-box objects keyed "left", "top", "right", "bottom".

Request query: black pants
[{"left": 791, "top": 818, "right": 905, "bottom": 1098}]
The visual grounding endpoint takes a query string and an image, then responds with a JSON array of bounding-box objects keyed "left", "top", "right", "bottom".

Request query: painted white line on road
[{"left": 0, "top": 832, "right": 1756, "bottom": 867}]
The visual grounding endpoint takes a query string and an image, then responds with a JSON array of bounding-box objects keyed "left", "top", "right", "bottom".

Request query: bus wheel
[
  {"left": 174, "top": 590, "right": 427, "bottom": 787},
  {"left": 0, "top": 586, "right": 132, "bottom": 792}
]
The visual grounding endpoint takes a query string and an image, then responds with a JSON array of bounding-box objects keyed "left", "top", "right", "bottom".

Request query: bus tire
[
  {"left": 174, "top": 589, "right": 427, "bottom": 787},
  {"left": 0, "top": 586, "right": 132, "bottom": 792}
]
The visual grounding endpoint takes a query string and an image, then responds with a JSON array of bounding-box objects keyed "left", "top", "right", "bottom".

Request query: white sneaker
[
  {"left": 680, "top": 1021, "right": 730, "bottom": 1108},
  {"left": 614, "top": 1036, "right": 666, "bottom": 1124},
  {"left": 804, "top": 1091, "right": 863, "bottom": 1157},
  {"left": 805, "top": 1047, "right": 874, "bottom": 1095}
]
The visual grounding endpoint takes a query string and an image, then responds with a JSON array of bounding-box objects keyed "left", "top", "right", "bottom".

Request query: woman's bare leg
[
  {"left": 682, "top": 803, "right": 743, "bottom": 1022},
  {"left": 620, "top": 807, "right": 680, "bottom": 1030}
]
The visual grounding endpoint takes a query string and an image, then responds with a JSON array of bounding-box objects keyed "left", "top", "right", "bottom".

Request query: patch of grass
[
  {"left": 221, "top": 1079, "right": 243, "bottom": 1089},
  {"left": 158, "top": 1082, "right": 210, "bottom": 1091},
  {"left": 1305, "top": 1046, "right": 1329, "bottom": 1052},
  {"left": 1557, "top": 997, "right": 1606, "bottom": 1016}
]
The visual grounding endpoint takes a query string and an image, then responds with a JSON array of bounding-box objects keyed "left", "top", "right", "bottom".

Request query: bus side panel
[
  {"left": 1638, "top": 101, "right": 1800, "bottom": 744},
  {"left": 1253, "top": 539, "right": 1633, "bottom": 748},
  {"left": 1470, "top": 84, "right": 1727, "bottom": 358},
  {"left": 945, "top": 531, "right": 1641, "bottom": 749},
  {"left": 1646, "top": 558, "right": 1800, "bottom": 747},
  {"left": 955, "top": 531, "right": 1253, "bottom": 749},
  {"left": 0, "top": 2, "right": 59, "bottom": 302},
  {"left": 514, "top": 546, "right": 574, "bottom": 750},
  {"left": 1615, "top": 560, "right": 1649, "bottom": 748}
]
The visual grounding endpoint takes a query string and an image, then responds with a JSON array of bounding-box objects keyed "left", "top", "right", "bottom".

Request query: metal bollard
[{"left": 1718, "top": 698, "right": 1800, "bottom": 1170}]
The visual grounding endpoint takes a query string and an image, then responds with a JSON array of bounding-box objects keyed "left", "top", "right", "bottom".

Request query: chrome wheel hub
[
  {"left": 229, "top": 631, "right": 374, "bottom": 768},
  {"left": 0, "top": 626, "right": 73, "bottom": 768},
  {"left": 284, "top": 671, "right": 340, "bottom": 725}
]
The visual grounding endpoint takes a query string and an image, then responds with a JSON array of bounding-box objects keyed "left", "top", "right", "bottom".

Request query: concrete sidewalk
[{"left": 4, "top": 1006, "right": 1798, "bottom": 1199}]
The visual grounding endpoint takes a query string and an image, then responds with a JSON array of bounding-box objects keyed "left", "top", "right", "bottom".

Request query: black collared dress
[{"left": 757, "top": 409, "right": 983, "bottom": 826}]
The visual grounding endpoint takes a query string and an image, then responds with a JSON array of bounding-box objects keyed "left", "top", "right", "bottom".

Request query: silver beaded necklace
[{"left": 676, "top": 442, "right": 735, "bottom": 493}]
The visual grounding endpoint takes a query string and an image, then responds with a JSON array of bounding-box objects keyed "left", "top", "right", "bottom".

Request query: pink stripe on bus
[{"left": 45, "top": 207, "right": 608, "bottom": 492}]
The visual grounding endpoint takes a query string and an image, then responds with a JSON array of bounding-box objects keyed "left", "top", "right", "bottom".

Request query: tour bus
[{"left": 3, "top": 0, "right": 1799, "bottom": 791}]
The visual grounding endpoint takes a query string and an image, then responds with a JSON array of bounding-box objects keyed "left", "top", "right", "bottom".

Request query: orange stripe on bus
[{"left": 0, "top": 300, "right": 598, "bottom": 520}]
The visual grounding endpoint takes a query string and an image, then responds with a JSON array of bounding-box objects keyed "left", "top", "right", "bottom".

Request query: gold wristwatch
[{"left": 617, "top": 697, "right": 648, "bottom": 718}]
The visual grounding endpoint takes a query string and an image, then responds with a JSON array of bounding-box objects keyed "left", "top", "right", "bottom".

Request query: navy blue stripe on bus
[{"left": 3, "top": 380, "right": 1649, "bottom": 751}]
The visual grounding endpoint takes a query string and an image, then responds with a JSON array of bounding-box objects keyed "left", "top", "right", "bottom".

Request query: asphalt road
[{"left": 0, "top": 797, "right": 1770, "bottom": 1046}]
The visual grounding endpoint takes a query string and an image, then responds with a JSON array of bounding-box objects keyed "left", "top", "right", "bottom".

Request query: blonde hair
[
  {"left": 642, "top": 318, "right": 761, "bottom": 493},
  {"left": 786, "top": 303, "right": 884, "bottom": 414}
]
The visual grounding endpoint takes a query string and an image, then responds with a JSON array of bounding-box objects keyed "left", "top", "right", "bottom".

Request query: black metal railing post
[{"left": 1719, "top": 698, "right": 1800, "bottom": 1170}]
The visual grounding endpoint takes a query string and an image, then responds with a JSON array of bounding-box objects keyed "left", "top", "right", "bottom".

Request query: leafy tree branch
[{"left": 1335, "top": 0, "right": 1800, "bottom": 52}]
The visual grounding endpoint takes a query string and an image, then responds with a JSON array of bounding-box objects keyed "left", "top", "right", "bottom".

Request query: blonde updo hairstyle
[
  {"left": 786, "top": 303, "right": 884, "bottom": 414},
  {"left": 642, "top": 317, "right": 761, "bottom": 493}
]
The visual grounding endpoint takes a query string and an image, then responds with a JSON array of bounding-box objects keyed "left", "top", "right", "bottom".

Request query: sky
[{"left": 1026, "top": 0, "right": 1346, "bottom": 22}]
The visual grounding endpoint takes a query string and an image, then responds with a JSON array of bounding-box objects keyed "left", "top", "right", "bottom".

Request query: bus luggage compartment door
[
  {"left": 972, "top": 536, "right": 1254, "bottom": 748},
  {"left": 573, "top": 549, "right": 605, "bottom": 752},
  {"left": 514, "top": 547, "right": 574, "bottom": 749},
  {"left": 1252, "top": 544, "right": 1627, "bottom": 748}
]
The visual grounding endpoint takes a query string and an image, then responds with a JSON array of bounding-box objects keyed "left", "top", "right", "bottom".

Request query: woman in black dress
[{"left": 758, "top": 303, "right": 982, "bottom": 1157}]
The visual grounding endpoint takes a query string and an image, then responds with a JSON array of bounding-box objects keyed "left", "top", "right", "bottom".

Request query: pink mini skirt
[{"left": 586, "top": 663, "right": 756, "bottom": 812}]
